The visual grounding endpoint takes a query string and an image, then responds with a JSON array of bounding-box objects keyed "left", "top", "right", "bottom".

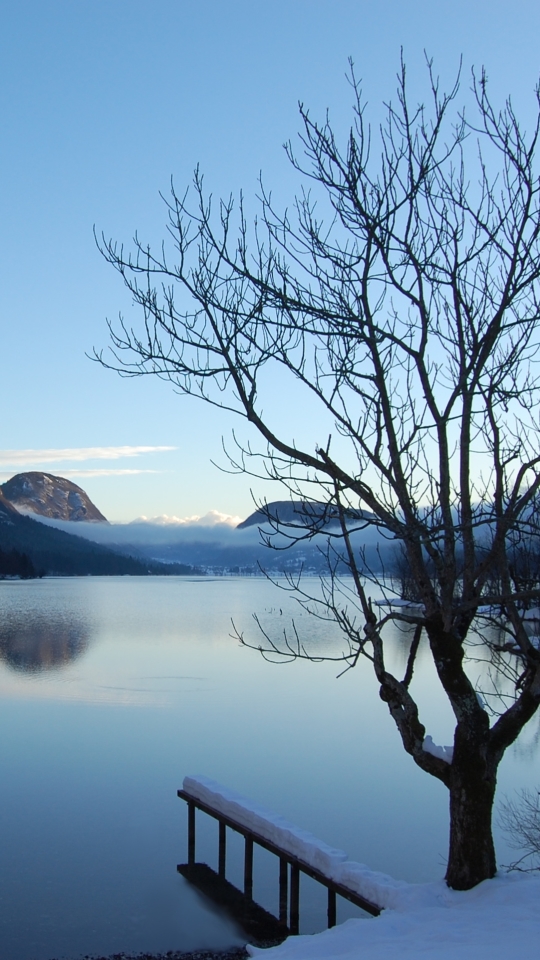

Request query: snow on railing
[
  {"left": 181, "top": 776, "right": 413, "bottom": 915},
  {"left": 183, "top": 775, "right": 348, "bottom": 875}
]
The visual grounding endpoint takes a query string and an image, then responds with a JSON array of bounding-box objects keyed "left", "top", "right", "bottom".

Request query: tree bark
[
  {"left": 423, "top": 621, "right": 498, "bottom": 889},
  {"left": 445, "top": 753, "right": 497, "bottom": 889}
]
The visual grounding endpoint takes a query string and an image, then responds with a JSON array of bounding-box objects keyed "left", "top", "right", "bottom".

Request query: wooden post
[
  {"left": 188, "top": 802, "right": 196, "bottom": 866},
  {"left": 244, "top": 836, "right": 253, "bottom": 900},
  {"left": 290, "top": 864, "right": 300, "bottom": 934},
  {"left": 327, "top": 887, "right": 337, "bottom": 928},
  {"left": 218, "top": 820, "right": 226, "bottom": 878},
  {"left": 279, "top": 857, "right": 288, "bottom": 925}
]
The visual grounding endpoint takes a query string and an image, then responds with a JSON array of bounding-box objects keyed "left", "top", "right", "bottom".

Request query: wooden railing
[{"left": 177, "top": 787, "right": 381, "bottom": 938}]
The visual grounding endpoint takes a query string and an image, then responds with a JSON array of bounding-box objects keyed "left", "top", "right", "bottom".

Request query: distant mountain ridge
[
  {"left": 0, "top": 472, "right": 108, "bottom": 523},
  {"left": 0, "top": 474, "right": 386, "bottom": 575},
  {"left": 237, "top": 500, "right": 367, "bottom": 529}
]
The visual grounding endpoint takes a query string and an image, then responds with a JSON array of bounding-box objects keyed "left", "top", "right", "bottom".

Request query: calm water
[{"left": 0, "top": 576, "right": 538, "bottom": 960}]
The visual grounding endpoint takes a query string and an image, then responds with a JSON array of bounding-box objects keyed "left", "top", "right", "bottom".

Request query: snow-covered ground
[
  {"left": 183, "top": 777, "right": 539, "bottom": 960},
  {"left": 248, "top": 872, "right": 540, "bottom": 960}
]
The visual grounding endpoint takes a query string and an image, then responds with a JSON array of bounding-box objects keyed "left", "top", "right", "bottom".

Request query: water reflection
[
  {"left": 0, "top": 617, "right": 89, "bottom": 673},
  {"left": 386, "top": 619, "right": 429, "bottom": 671}
]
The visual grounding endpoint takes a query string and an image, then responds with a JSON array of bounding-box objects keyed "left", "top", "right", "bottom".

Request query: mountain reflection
[{"left": 0, "top": 618, "right": 90, "bottom": 673}]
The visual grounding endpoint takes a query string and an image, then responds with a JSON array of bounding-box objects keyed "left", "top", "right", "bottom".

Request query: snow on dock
[
  {"left": 183, "top": 775, "right": 349, "bottom": 876},
  {"left": 182, "top": 776, "right": 416, "bottom": 911}
]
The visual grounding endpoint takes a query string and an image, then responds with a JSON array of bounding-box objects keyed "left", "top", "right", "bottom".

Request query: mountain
[
  {"left": 0, "top": 488, "right": 20, "bottom": 518},
  {"left": 1, "top": 472, "right": 108, "bottom": 522},
  {"left": 0, "top": 477, "right": 387, "bottom": 575},
  {"left": 237, "top": 500, "right": 367, "bottom": 529}
]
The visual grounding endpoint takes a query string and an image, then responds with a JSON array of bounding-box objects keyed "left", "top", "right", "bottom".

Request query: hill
[
  {"left": 0, "top": 494, "right": 191, "bottom": 576},
  {"left": 237, "top": 499, "right": 368, "bottom": 529},
  {"left": 1, "top": 472, "right": 108, "bottom": 522}
]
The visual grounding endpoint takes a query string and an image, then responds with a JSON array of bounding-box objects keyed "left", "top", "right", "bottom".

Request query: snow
[
  {"left": 374, "top": 598, "right": 424, "bottom": 608},
  {"left": 183, "top": 776, "right": 435, "bottom": 909},
  {"left": 329, "top": 861, "right": 411, "bottom": 910},
  {"left": 422, "top": 735, "right": 454, "bottom": 763},
  {"left": 182, "top": 776, "right": 348, "bottom": 874},
  {"left": 247, "top": 872, "right": 540, "bottom": 960},
  {"left": 183, "top": 776, "right": 540, "bottom": 959}
]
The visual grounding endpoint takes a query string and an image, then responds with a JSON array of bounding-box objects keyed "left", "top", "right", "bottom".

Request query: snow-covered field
[
  {"left": 248, "top": 873, "right": 540, "bottom": 960},
  {"left": 184, "top": 777, "right": 540, "bottom": 960}
]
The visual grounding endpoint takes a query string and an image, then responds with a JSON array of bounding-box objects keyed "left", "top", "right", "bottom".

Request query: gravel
[{"left": 66, "top": 950, "right": 250, "bottom": 960}]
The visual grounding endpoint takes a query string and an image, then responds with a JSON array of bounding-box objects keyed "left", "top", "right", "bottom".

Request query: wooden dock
[{"left": 177, "top": 786, "right": 381, "bottom": 938}]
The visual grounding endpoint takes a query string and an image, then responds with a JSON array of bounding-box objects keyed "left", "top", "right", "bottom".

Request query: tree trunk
[{"left": 445, "top": 760, "right": 497, "bottom": 889}]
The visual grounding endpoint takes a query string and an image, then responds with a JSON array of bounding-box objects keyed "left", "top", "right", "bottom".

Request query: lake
[{"left": 0, "top": 576, "right": 538, "bottom": 960}]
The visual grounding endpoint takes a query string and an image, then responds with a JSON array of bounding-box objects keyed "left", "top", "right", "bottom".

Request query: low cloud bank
[
  {"left": 21, "top": 511, "right": 257, "bottom": 546},
  {"left": 24, "top": 510, "right": 389, "bottom": 571}
]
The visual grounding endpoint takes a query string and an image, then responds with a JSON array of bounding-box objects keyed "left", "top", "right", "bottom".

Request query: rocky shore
[{"left": 74, "top": 949, "right": 249, "bottom": 960}]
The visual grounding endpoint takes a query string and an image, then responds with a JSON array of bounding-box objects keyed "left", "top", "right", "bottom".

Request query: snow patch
[
  {"left": 422, "top": 735, "right": 453, "bottom": 763},
  {"left": 374, "top": 598, "right": 424, "bottom": 609},
  {"left": 247, "top": 872, "right": 540, "bottom": 960},
  {"left": 329, "top": 861, "right": 414, "bottom": 911}
]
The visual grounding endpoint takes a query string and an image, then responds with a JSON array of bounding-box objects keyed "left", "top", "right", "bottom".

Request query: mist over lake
[{"left": 13, "top": 509, "right": 391, "bottom": 573}]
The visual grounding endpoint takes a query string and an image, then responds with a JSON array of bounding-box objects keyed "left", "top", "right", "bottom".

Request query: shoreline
[{"left": 69, "top": 949, "right": 249, "bottom": 960}]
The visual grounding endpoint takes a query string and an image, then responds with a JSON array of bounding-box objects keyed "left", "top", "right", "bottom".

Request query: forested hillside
[{"left": 0, "top": 495, "right": 192, "bottom": 576}]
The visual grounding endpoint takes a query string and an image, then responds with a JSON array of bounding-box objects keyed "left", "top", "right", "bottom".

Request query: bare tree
[
  {"left": 499, "top": 787, "right": 540, "bottom": 870},
  {"left": 96, "top": 59, "right": 540, "bottom": 890}
]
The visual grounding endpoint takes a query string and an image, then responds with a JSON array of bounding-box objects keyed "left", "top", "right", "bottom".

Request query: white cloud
[
  {"left": 131, "top": 510, "right": 243, "bottom": 527},
  {"left": 0, "top": 446, "right": 176, "bottom": 467},
  {"left": 60, "top": 469, "right": 161, "bottom": 478}
]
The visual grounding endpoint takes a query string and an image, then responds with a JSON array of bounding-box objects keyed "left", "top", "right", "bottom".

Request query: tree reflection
[{"left": 0, "top": 618, "right": 90, "bottom": 673}]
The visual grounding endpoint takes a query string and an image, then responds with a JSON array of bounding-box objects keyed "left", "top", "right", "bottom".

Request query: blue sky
[{"left": 1, "top": 0, "right": 540, "bottom": 521}]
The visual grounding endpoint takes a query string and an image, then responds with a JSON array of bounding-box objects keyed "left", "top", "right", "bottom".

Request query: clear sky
[{"left": 1, "top": 0, "right": 539, "bottom": 521}]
